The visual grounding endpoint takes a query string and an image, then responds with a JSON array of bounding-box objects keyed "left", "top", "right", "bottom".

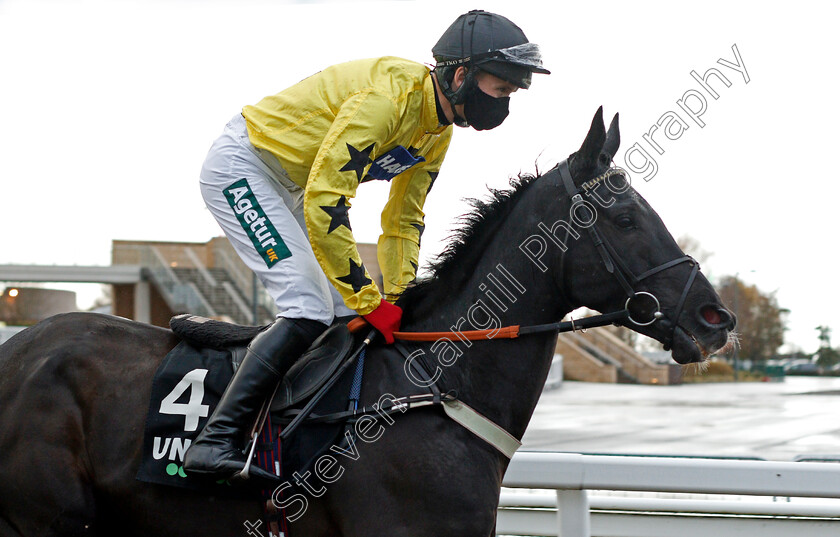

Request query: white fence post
[{"left": 557, "top": 489, "right": 590, "bottom": 537}]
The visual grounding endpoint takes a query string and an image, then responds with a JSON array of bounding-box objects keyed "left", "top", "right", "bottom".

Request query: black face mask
[{"left": 463, "top": 87, "right": 510, "bottom": 131}]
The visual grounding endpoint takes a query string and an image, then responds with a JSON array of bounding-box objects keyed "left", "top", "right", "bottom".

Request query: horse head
[{"left": 551, "top": 107, "right": 736, "bottom": 364}]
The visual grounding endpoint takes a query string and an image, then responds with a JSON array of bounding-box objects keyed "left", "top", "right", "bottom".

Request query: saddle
[{"left": 169, "top": 314, "right": 355, "bottom": 412}]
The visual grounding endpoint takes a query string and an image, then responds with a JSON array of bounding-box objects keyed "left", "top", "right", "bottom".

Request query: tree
[
  {"left": 816, "top": 325, "right": 832, "bottom": 348},
  {"left": 716, "top": 276, "right": 786, "bottom": 362},
  {"left": 816, "top": 347, "right": 840, "bottom": 369},
  {"left": 89, "top": 285, "right": 112, "bottom": 310},
  {"left": 677, "top": 235, "right": 713, "bottom": 266},
  {"left": 815, "top": 326, "right": 840, "bottom": 368}
]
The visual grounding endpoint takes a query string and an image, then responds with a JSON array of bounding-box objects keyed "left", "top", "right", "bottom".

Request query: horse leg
[
  {"left": 0, "top": 314, "right": 166, "bottom": 535},
  {"left": 0, "top": 474, "right": 94, "bottom": 537},
  {"left": 0, "top": 355, "right": 97, "bottom": 535}
]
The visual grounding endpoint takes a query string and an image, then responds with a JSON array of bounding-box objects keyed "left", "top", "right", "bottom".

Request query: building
[
  {"left": 0, "top": 287, "right": 78, "bottom": 326},
  {"left": 110, "top": 237, "right": 383, "bottom": 327}
]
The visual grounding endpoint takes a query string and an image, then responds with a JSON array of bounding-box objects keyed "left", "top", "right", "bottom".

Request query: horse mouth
[{"left": 670, "top": 326, "right": 734, "bottom": 365}]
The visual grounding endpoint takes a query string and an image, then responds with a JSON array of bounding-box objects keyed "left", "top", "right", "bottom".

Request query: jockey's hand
[{"left": 363, "top": 300, "right": 402, "bottom": 344}]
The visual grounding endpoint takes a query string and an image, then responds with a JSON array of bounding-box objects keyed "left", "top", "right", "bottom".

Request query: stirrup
[
  {"left": 235, "top": 381, "right": 280, "bottom": 484},
  {"left": 229, "top": 462, "right": 283, "bottom": 486},
  {"left": 240, "top": 430, "right": 263, "bottom": 480}
]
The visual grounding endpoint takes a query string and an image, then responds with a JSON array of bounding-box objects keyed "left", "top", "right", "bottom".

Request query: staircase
[
  {"left": 556, "top": 334, "right": 617, "bottom": 383},
  {"left": 557, "top": 329, "right": 671, "bottom": 385},
  {"left": 167, "top": 249, "right": 277, "bottom": 325},
  {"left": 171, "top": 267, "right": 254, "bottom": 324},
  {"left": 113, "top": 242, "right": 277, "bottom": 325}
]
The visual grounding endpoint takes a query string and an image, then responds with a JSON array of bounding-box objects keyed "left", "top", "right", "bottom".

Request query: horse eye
[{"left": 616, "top": 215, "right": 635, "bottom": 229}]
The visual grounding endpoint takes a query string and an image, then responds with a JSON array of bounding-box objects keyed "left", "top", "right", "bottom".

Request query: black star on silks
[
  {"left": 426, "top": 171, "right": 439, "bottom": 194},
  {"left": 337, "top": 258, "right": 372, "bottom": 293},
  {"left": 411, "top": 222, "right": 425, "bottom": 245},
  {"left": 320, "top": 195, "right": 352, "bottom": 234},
  {"left": 339, "top": 142, "right": 375, "bottom": 181}
]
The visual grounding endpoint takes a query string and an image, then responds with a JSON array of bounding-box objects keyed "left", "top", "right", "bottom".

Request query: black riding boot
[{"left": 183, "top": 317, "right": 327, "bottom": 482}]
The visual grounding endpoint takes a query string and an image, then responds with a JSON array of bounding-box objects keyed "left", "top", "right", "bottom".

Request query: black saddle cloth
[{"left": 137, "top": 315, "right": 364, "bottom": 490}]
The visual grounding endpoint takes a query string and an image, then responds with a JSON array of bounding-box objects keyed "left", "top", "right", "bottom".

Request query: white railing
[{"left": 499, "top": 452, "right": 840, "bottom": 537}]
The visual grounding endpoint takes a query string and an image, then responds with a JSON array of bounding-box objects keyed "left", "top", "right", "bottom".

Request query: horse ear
[
  {"left": 603, "top": 113, "right": 620, "bottom": 161},
  {"left": 574, "top": 107, "right": 606, "bottom": 171}
]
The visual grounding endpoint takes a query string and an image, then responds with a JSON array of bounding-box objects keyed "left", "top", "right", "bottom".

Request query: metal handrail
[
  {"left": 212, "top": 246, "right": 275, "bottom": 319},
  {"left": 181, "top": 282, "right": 217, "bottom": 318},
  {"left": 113, "top": 242, "right": 274, "bottom": 321},
  {"left": 222, "top": 281, "right": 255, "bottom": 323},
  {"left": 120, "top": 245, "right": 215, "bottom": 318},
  {"left": 184, "top": 247, "right": 217, "bottom": 288},
  {"left": 211, "top": 247, "right": 251, "bottom": 296}
]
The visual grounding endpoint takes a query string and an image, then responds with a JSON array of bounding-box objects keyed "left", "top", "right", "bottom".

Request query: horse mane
[{"left": 398, "top": 172, "right": 540, "bottom": 309}]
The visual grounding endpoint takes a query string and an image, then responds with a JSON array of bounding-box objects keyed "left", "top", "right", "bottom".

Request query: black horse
[{"left": 0, "top": 108, "right": 735, "bottom": 536}]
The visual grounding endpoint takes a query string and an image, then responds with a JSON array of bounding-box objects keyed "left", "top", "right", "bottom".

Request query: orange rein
[{"left": 346, "top": 317, "right": 521, "bottom": 341}]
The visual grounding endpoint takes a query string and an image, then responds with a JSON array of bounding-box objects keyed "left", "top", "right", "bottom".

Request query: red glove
[{"left": 363, "top": 300, "right": 403, "bottom": 344}]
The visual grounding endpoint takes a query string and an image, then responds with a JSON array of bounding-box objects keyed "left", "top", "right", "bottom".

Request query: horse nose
[{"left": 698, "top": 304, "right": 736, "bottom": 330}]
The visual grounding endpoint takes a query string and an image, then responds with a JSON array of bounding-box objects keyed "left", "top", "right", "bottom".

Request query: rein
[{"left": 347, "top": 309, "right": 629, "bottom": 341}]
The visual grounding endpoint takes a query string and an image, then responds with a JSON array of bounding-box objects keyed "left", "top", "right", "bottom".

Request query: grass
[{"left": 679, "top": 360, "right": 765, "bottom": 383}]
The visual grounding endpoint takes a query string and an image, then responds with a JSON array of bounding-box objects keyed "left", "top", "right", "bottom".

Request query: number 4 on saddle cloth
[{"left": 136, "top": 314, "right": 375, "bottom": 493}]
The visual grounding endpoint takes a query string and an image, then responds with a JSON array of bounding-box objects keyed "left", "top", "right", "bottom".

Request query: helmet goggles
[{"left": 435, "top": 43, "right": 550, "bottom": 89}]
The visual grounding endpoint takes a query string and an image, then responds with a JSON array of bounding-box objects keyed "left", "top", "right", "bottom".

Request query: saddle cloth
[{"left": 136, "top": 315, "right": 360, "bottom": 491}]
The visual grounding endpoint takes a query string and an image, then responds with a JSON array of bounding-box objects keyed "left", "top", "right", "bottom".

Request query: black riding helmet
[{"left": 433, "top": 10, "right": 550, "bottom": 105}]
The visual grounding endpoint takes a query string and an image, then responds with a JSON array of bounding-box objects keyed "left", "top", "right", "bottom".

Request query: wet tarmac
[{"left": 522, "top": 376, "right": 840, "bottom": 461}]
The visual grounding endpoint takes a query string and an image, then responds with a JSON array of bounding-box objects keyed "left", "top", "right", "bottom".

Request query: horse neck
[{"left": 404, "top": 181, "right": 575, "bottom": 438}]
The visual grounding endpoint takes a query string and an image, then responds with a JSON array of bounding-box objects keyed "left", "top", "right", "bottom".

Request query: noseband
[{"left": 554, "top": 159, "right": 699, "bottom": 349}]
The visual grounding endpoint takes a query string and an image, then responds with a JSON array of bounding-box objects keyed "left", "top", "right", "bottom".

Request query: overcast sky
[{"left": 1, "top": 0, "right": 838, "bottom": 352}]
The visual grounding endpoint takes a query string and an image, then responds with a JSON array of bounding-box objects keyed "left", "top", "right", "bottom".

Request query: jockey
[{"left": 184, "top": 9, "right": 550, "bottom": 482}]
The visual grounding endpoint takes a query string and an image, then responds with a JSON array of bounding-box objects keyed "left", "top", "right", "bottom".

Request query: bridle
[{"left": 554, "top": 159, "right": 700, "bottom": 349}]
